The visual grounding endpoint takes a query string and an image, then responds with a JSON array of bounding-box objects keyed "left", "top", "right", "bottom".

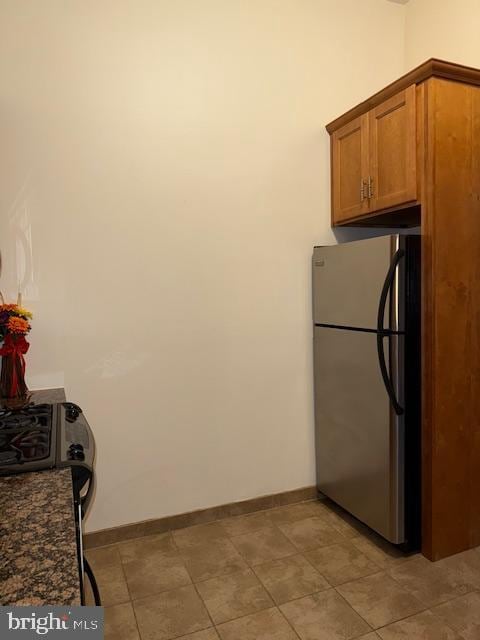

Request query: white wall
[
  {"left": 0, "top": 0, "right": 406, "bottom": 532},
  {"left": 405, "top": 0, "right": 480, "bottom": 68}
]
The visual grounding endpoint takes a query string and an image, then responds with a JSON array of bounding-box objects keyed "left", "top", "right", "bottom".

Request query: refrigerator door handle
[{"left": 377, "top": 248, "right": 405, "bottom": 416}]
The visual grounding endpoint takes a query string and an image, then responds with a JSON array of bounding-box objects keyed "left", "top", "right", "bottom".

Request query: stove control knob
[
  {"left": 68, "top": 443, "right": 85, "bottom": 461},
  {"left": 65, "top": 403, "right": 82, "bottom": 421}
]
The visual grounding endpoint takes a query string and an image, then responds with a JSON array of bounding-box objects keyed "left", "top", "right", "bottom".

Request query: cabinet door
[
  {"left": 369, "top": 85, "right": 417, "bottom": 212},
  {"left": 331, "top": 114, "right": 369, "bottom": 224}
]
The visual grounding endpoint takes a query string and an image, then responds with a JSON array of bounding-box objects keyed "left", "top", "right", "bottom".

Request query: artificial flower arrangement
[{"left": 0, "top": 292, "right": 32, "bottom": 400}]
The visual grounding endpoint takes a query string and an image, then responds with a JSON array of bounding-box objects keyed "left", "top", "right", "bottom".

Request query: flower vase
[{"left": 0, "top": 334, "right": 30, "bottom": 401}]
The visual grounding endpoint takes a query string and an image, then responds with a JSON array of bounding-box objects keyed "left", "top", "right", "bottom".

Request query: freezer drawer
[
  {"left": 313, "top": 234, "right": 405, "bottom": 331},
  {"left": 314, "top": 325, "right": 405, "bottom": 543}
]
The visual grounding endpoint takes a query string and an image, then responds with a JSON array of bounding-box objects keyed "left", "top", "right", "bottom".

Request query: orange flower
[
  {"left": 0, "top": 304, "right": 18, "bottom": 312},
  {"left": 7, "top": 316, "right": 30, "bottom": 335}
]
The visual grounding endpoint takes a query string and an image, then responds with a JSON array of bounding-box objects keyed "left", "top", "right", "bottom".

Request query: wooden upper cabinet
[
  {"left": 329, "top": 85, "right": 417, "bottom": 225},
  {"left": 369, "top": 85, "right": 417, "bottom": 212},
  {"left": 331, "top": 115, "right": 369, "bottom": 223}
]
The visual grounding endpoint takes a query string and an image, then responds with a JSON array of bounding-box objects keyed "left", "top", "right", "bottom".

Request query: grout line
[
  {"left": 427, "top": 589, "right": 480, "bottom": 635},
  {"left": 170, "top": 529, "right": 181, "bottom": 554},
  {"left": 325, "top": 566, "right": 384, "bottom": 588},
  {"left": 300, "top": 546, "right": 334, "bottom": 577},
  {"left": 294, "top": 552, "right": 356, "bottom": 590},
  {"left": 116, "top": 555, "right": 143, "bottom": 639},
  {"left": 214, "top": 606, "right": 303, "bottom": 640},
  {"left": 255, "top": 583, "right": 334, "bottom": 609},
  {"left": 194, "top": 572, "right": 277, "bottom": 627},
  {"left": 371, "top": 604, "right": 454, "bottom": 634},
  {"left": 192, "top": 566, "right": 253, "bottom": 587},
  {"left": 249, "top": 556, "right": 333, "bottom": 607},
  {"left": 333, "top": 572, "right": 434, "bottom": 632},
  {"left": 252, "top": 550, "right": 305, "bottom": 570},
  {"left": 249, "top": 561, "right": 281, "bottom": 606},
  {"left": 330, "top": 586, "right": 375, "bottom": 633},
  {"left": 276, "top": 605, "right": 303, "bottom": 640},
  {"left": 191, "top": 580, "right": 217, "bottom": 632},
  {"left": 385, "top": 559, "right": 478, "bottom": 610},
  {"left": 163, "top": 621, "right": 215, "bottom": 640},
  {"left": 122, "top": 578, "right": 195, "bottom": 605},
  {"left": 234, "top": 546, "right": 305, "bottom": 568},
  {"left": 116, "top": 532, "right": 195, "bottom": 607}
]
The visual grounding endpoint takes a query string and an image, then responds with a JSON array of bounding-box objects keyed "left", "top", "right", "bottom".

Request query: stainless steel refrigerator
[{"left": 313, "top": 234, "right": 421, "bottom": 547}]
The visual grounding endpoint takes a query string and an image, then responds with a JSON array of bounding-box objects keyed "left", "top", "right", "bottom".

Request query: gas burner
[
  {"left": 0, "top": 404, "right": 52, "bottom": 431},
  {"left": 0, "top": 404, "right": 52, "bottom": 464},
  {"left": 0, "top": 415, "right": 41, "bottom": 430},
  {"left": 0, "top": 403, "right": 51, "bottom": 417}
]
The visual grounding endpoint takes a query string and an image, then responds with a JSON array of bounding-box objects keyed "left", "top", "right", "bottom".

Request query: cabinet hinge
[{"left": 368, "top": 176, "right": 374, "bottom": 199}]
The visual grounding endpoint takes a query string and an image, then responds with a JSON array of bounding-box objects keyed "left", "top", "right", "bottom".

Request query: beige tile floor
[{"left": 85, "top": 499, "right": 480, "bottom": 640}]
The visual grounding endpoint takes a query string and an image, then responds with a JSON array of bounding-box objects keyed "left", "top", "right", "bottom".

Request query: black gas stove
[
  {"left": 0, "top": 400, "right": 99, "bottom": 605},
  {"left": 0, "top": 401, "right": 95, "bottom": 511}
]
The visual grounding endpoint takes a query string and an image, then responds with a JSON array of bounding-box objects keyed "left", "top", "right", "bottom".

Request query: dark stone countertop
[{"left": 0, "top": 388, "right": 82, "bottom": 606}]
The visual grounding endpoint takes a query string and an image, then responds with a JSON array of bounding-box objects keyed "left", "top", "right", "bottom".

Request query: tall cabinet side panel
[
  {"left": 422, "top": 78, "right": 480, "bottom": 560},
  {"left": 469, "top": 86, "right": 480, "bottom": 548}
]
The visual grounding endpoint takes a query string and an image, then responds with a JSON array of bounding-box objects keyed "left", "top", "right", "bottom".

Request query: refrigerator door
[
  {"left": 313, "top": 235, "right": 405, "bottom": 331},
  {"left": 314, "top": 325, "right": 405, "bottom": 543}
]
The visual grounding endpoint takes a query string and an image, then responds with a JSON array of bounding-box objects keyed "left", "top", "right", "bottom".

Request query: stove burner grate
[{"left": 0, "top": 403, "right": 52, "bottom": 465}]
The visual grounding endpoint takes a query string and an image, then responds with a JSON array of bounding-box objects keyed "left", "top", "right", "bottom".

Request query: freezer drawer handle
[{"left": 377, "top": 248, "right": 405, "bottom": 416}]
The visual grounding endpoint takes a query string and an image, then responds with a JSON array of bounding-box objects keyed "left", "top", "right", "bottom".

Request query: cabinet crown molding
[{"left": 326, "top": 58, "right": 480, "bottom": 134}]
